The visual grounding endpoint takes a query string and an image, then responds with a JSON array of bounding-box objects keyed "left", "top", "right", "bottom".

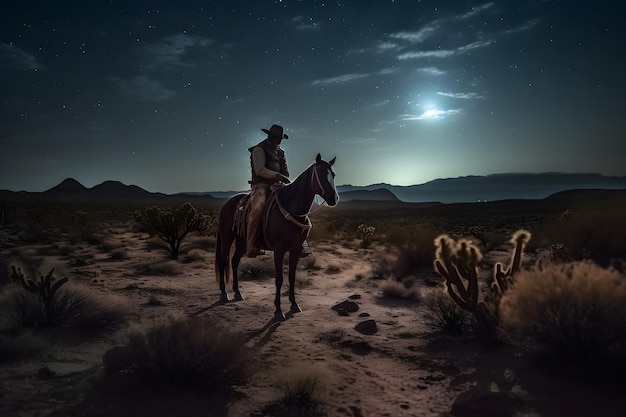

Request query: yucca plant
[{"left": 11, "top": 266, "right": 69, "bottom": 326}]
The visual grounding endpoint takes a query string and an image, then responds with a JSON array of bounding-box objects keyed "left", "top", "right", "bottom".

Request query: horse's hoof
[
  {"left": 290, "top": 304, "right": 302, "bottom": 314},
  {"left": 234, "top": 292, "right": 245, "bottom": 301},
  {"left": 274, "top": 311, "right": 287, "bottom": 321},
  {"left": 219, "top": 293, "right": 230, "bottom": 303}
]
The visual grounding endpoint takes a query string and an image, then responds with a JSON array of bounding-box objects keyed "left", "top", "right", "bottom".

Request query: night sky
[{"left": 1, "top": 1, "right": 625, "bottom": 194}]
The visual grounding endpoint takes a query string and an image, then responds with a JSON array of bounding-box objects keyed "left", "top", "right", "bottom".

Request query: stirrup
[{"left": 301, "top": 240, "right": 313, "bottom": 258}]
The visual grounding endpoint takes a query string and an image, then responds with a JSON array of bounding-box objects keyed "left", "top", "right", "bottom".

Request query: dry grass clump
[
  {"left": 239, "top": 256, "right": 274, "bottom": 279},
  {"left": 546, "top": 210, "right": 626, "bottom": 267},
  {"left": 0, "top": 280, "right": 130, "bottom": 329},
  {"left": 383, "top": 224, "right": 439, "bottom": 269},
  {"left": 181, "top": 248, "right": 207, "bottom": 264},
  {"left": 379, "top": 278, "right": 422, "bottom": 301},
  {"left": 185, "top": 235, "right": 216, "bottom": 251},
  {"left": 125, "top": 313, "right": 253, "bottom": 388},
  {"left": 423, "top": 291, "right": 472, "bottom": 334},
  {"left": 500, "top": 261, "right": 626, "bottom": 365},
  {"left": 267, "top": 365, "right": 329, "bottom": 416}
]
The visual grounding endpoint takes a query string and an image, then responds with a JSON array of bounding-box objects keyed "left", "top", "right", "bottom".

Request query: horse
[{"left": 215, "top": 153, "right": 339, "bottom": 320}]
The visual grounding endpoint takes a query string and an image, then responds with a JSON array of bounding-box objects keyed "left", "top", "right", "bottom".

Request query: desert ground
[{"left": 1, "top": 193, "right": 626, "bottom": 417}]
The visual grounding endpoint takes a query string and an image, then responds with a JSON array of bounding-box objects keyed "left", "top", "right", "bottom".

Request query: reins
[{"left": 273, "top": 163, "right": 331, "bottom": 229}]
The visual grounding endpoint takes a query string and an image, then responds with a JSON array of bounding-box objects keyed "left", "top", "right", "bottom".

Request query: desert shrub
[
  {"left": 379, "top": 278, "right": 422, "bottom": 301},
  {"left": 380, "top": 278, "right": 405, "bottom": 298},
  {"left": 317, "top": 327, "right": 345, "bottom": 344},
  {"left": 500, "top": 261, "right": 626, "bottom": 365},
  {"left": 300, "top": 255, "right": 321, "bottom": 271},
  {"left": 269, "top": 365, "right": 328, "bottom": 416},
  {"left": 308, "top": 220, "right": 339, "bottom": 242},
  {"left": 382, "top": 225, "right": 440, "bottom": 276},
  {"left": 181, "top": 248, "right": 207, "bottom": 264},
  {"left": 239, "top": 257, "right": 274, "bottom": 279},
  {"left": 134, "top": 203, "right": 216, "bottom": 260},
  {"left": 185, "top": 235, "right": 216, "bottom": 251},
  {"left": 423, "top": 291, "right": 472, "bottom": 334},
  {"left": 125, "top": 313, "right": 253, "bottom": 388},
  {"left": 0, "top": 273, "right": 129, "bottom": 329},
  {"left": 546, "top": 209, "right": 626, "bottom": 267},
  {"left": 370, "top": 254, "right": 395, "bottom": 279}
]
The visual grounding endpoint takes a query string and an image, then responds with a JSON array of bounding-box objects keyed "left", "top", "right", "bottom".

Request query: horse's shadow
[{"left": 189, "top": 297, "right": 227, "bottom": 317}]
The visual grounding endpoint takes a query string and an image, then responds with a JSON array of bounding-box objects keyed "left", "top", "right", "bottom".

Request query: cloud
[
  {"left": 400, "top": 108, "right": 461, "bottom": 120},
  {"left": 310, "top": 73, "right": 369, "bottom": 86},
  {"left": 390, "top": 25, "right": 438, "bottom": 43},
  {"left": 293, "top": 15, "right": 320, "bottom": 31},
  {"left": 386, "top": 2, "right": 536, "bottom": 62},
  {"left": 417, "top": 66, "right": 446, "bottom": 76},
  {"left": 398, "top": 49, "right": 455, "bottom": 60},
  {"left": 437, "top": 91, "right": 485, "bottom": 99},
  {"left": 0, "top": 43, "right": 41, "bottom": 70},
  {"left": 109, "top": 75, "right": 176, "bottom": 101},
  {"left": 139, "top": 34, "right": 214, "bottom": 69}
]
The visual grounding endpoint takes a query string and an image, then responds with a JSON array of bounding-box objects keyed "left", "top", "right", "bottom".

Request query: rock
[
  {"left": 103, "top": 345, "right": 140, "bottom": 374},
  {"left": 358, "top": 312, "right": 371, "bottom": 318},
  {"left": 349, "top": 294, "right": 362, "bottom": 300},
  {"left": 332, "top": 300, "right": 359, "bottom": 314},
  {"left": 355, "top": 319, "right": 377, "bottom": 335},
  {"left": 37, "top": 366, "right": 56, "bottom": 380}
]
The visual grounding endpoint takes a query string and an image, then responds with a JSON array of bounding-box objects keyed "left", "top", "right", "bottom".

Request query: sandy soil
[{"left": 1, "top": 224, "right": 625, "bottom": 417}]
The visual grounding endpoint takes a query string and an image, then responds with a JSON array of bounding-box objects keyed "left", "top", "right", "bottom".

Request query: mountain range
[{"left": 1, "top": 173, "right": 625, "bottom": 204}]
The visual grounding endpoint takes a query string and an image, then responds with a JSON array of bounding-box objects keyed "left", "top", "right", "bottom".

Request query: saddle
[
  {"left": 233, "top": 189, "right": 312, "bottom": 253},
  {"left": 233, "top": 190, "right": 277, "bottom": 251}
]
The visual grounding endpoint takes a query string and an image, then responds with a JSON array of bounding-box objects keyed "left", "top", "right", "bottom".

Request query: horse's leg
[
  {"left": 273, "top": 250, "right": 286, "bottom": 320},
  {"left": 288, "top": 249, "right": 303, "bottom": 314},
  {"left": 231, "top": 237, "right": 246, "bottom": 301},
  {"left": 217, "top": 232, "right": 230, "bottom": 303}
]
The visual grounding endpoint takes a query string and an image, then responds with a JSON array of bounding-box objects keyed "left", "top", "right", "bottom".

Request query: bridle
[
  {"left": 273, "top": 163, "right": 334, "bottom": 231},
  {"left": 311, "top": 162, "right": 329, "bottom": 199}
]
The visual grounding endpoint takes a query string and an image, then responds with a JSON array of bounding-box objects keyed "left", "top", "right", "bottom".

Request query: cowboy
[{"left": 246, "top": 124, "right": 291, "bottom": 257}]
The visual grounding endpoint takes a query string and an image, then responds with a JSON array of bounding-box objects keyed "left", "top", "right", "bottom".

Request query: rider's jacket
[{"left": 248, "top": 139, "right": 289, "bottom": 184}]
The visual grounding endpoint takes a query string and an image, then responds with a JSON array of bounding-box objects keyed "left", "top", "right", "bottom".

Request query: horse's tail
[{"left": 214, "top": 220, "right": 231, "bottom": 285}]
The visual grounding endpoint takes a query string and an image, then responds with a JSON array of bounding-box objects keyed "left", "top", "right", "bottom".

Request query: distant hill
[
  {"left": 339, "top": 188, "right": 400, "bottom": 202},
  {"left": 0, "top": 178, "right": 218, "bottom": 205},
  {"left": 2, "top": 173, "right": 625, "bottom": 204},
  {"left": 338, "top": 173, "right": 626, "bottom": 203}
]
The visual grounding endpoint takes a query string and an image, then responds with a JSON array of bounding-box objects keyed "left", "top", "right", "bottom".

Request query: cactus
[
  {"left": 434, "top": 235, "right": 483, "bottom": 314},
  {"left": 357, "top": 224, "right": 375, "bottom": 248},
  {"left": 492, "top": 229, "right": 531, "bottom": 295},
  {"left": 433, "top": 229, "right": 531, "bottom": 345},
  {"left": 10, "top": 266, "right": 69, "bottom": 326},
  {"left": 135, "top": 203, "right": 216, "bottom": 260}
]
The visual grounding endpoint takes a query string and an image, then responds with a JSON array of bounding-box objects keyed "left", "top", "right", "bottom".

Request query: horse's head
[{"left": 312, "top": 153, "right": 339, "bottom": 207}]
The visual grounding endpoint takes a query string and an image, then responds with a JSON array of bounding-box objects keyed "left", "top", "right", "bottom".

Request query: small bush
[
  {"left": 379, "top": 278, "right": 422, "bottom": 301},
  {"left": 125, "top": 313, "right": 253, "bottom": 388},
  {"left": 135, "top": 203, "right": 216, "bottom": 260},
  {"left": 423, "top": 291, "right": 472, "bottom": 334},
  {"left": 500, "top": 261, "right": 626, "bottom": 364},
  {"left": 270, "top": 365, "right": 329, "bottom": 415},
  {"left": 0, "top": 281, "right": 129, "bottom": 329},
  {"left": 181, "top": 249, "right": 207, "bottom": 264}
]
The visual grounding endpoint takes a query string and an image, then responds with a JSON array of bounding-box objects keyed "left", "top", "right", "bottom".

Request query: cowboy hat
[{"left": 262, "top": 124, "right": 289, "bottom": 140}]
